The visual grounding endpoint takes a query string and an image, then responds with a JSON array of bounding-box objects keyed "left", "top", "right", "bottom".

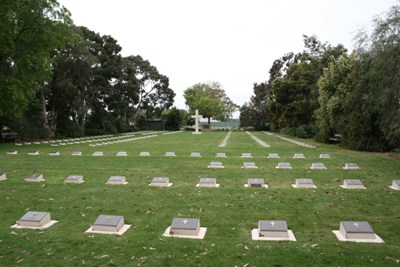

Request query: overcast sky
[{"left": 58, "top": 0, "right": 396, "bottom": 118}]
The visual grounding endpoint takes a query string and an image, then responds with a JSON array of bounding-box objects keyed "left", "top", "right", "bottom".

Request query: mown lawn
[{"left": 0, "top": 131, "right": 399, "bottom": 266}]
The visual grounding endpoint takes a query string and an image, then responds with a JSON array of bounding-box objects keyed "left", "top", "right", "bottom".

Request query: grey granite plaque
[
  {"left": 339, "top": 221, "right": 375, "bottom": 239},
  {"left": 342, "top": 179, "right": 365, "bottom": 189},
  {"left": 49, "top": 151, "right": 60, "bottom": 156},
  {"left": 248, "top": 178, "right": 265, "bottom": 188},
  {"left": 295, "top": 178, "right": 316, "bottom": 188},
  {"left": 319, "top": 154, "right": 331, "bottom": 158},
  {"left": 7, "top": 150, "right": 17, "bottom": 155},
  {"left": 0, "top": 173, "right": 6, "bottom": 181},
  {"left": 343, "top": 163, "right": 360, "bottom": 169},
  {"left": 107, "top": 176, "right": 127, "bottom": 185},
  {"left": 258, "top": 220, "right": 289, "bottom": 238},
  {"left": 241, "top": 153, "right": 253, "bottom": 158},
  {"left": 216, "top": 153, "right": 227, "bottom": 158},
  {"left": 24, "top": 173, "right": 44, "bottom": 182},
  {"left": 93, "top": 151, "right": 103, "bottom": 156},
  {"left": 170, "top": 218, "right": 200, "bottom": 236},
  {"left": 151, "top": 177, "right": 170, "bottom": 186},
  {"left": 139, "top": 151, "right": 150, "bottom": 156},
  {"left": 165, "top": 152, "right": 176, "bottom": 157},
  {"left": 391, "top": 180, "right": 400, "bottom": 190},
  {"left": 208, "top": 162, "right": 224, "bottom": 168},
  {"left": 293, "top": 154, "right": 305, "bottom": 159},
  {"left": 71, "top": 151, "right": 82, "bottom": 156},
  {"left": 116, "top": 151, "right": 127, "bottom": 156},
  {"left": 65, "top": 175, "right": 84, "bottom": 183},
  {"left": 267, "top": 153, "right": 279, "bottom": 158},
  {"left": 198, "top": 178, "right": 217, "bottom": 187},
  {"left": 190, "top": 152, "right": 201, "bottom": 157},
  {"left": 92, "top": 215, "right": 124, "bottom": 232},
  {"left": 243, "top": 162, "right": 257, "bottom": 168},
  {"left": 311, "top": 163, "right": 326, "bottom": 169},
  {"left": 276, "top": 162, "right": 292, "bottom": 169},
  {"left": 17, "top": 211, "right": 51, "bottom": 227},
  {"left": 28, "top": 150, "right": 39, "bottom": 155}
]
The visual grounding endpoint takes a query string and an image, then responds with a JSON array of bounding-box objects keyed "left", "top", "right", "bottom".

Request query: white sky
[{"left": 58, "top": 0, "right": 396, "bottom": 118}]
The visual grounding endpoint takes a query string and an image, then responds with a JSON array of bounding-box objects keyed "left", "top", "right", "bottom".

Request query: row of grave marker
[
  {"left": 10, "top": 211, "right": 384, "bottom": 243},
  {"left": 1, "top": 173, "right": 399, "bottom": 190},
  {"left": 208, "top": 161, "right": 360, "bottom": 170}
]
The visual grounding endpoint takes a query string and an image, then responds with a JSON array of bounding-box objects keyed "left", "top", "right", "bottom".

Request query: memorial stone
[
  {"left": 339, "top": 221, "right": 376, "bottom": 239},
  {"left": 92, "top": 215, "right": 125, "bottom": 232},
  {"left": 197, "top": 178, "right": 218, "bottom": 187},
  {"left": 216, "top": 153, "right": 227, "bottom": 158},
  {"left": 242, "top": 162, "right": 257, "bottom": 169},
  {"left": 25, "top": 173, "right": 44, "bottom": 182},
  {"left": 390, "top": 180, "right": 400, "bottom": 190},
  {"left": 293, "top": 154, "right": 305, "bottom": 159},
  {"left": 343, "top": 163, "right": 360, "bottom": 169},
  {"left": 116, "top": 151, "right": 127, "bottom": 156},
  {"left": 294, "top": 178, "right": 316, "bottom": 188},
  {"left": 208, "top": 162, "right": 224, "bottom": 168},
  {"left": 165, "top": 152, "right": 176, "bottom": 157},
  {"left": 241, "top": 153, "right": 252, "bottom": 158},
  {"left": 107, "top": 176, "right": 127, "bottom": 185},
  {"left": 93, "top": 151, "right": 103, "bottom": 156},
  {"left": 276, "top": 162, "right": 292, "bottom": 169},
  {"left": 258, "top": 220, "right": 289, "bottom": 238},
  {"left": 319, "top": 154, "right": 331, "bottom": 158},
  {"left": 64, "top": 175, "right": 84, "bottom": 184},
  {"left": 247, "top": 178, "right": 266, "bottom": 188},
  {"left": 150, "top": 177, "right": 171, "bottom": 187},
  {"left": 0, "top": 173, "right": 6, "bottom": 181},
  {"left": 341, "top": 179, "right": 366, "bottom": 189},
  {"left": 311, "top": 163, "right": 326, "bottom": 169},
  {"left": 7, "top": 150, "right": 17, "bottom": 155},
  {"left": 71, "top": 151, "right": 82, "bottom": 156},
  {"left": 190, "top": 152, "right": 201, "bottom": 157},
  {"left": 139, "top": 152, "right": 150, "bottom": 156},
  {"left": 17, "top": 211, "right": 51, "bottom": 227},
  {"left": 267, "top": 153, "right": 279, "bottom": 158},
  {"left": 170, "top": 218, "right": 200, "bottom": 236}
]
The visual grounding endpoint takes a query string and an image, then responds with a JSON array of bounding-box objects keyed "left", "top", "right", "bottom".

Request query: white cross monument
[{"left": 192, "top": 109, "right": 202, "bottom": 135}]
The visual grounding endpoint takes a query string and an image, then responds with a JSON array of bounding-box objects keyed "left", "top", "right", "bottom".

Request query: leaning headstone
[
  {"left": 196, "top": 178, "right": 219, "bottom": 188},
  {"left": 340, "top": 179, "right": 366, "bottom": 189},
  {"left": 139, "top": 151, "right": 150, "bottom": 156},
  {"left": 25, "top": 173, "right": 44, "bottom": 182},
  {"left": 267, "top": 153, "right": 279, "bottom": 159},
  {"left": 241, "top": 153, "right": 253, "bottom": 158},
  {"left": 332, "top": 221, "right": 384, "bottom": 243},
  {"left": 85, "top": 215, "right": 131, "bottom": 235},
  {"left": 208, "top": 162, "right": 224, "bottom": 168},
  {"left": 163, "top": 218, "right": 207, "bottom": 239},
  {"left": 310, "top": 163, "right": 327, "bottom": 169},
  {"left": 116, "top": 151, "right": 127, "bottom": 157},
  {"left": 93, "top": 151, "right": 103, "bottom": 156},
  {"left": 28, "top": 150, "right": 39, "bottom": 156},
  {"left": 150, "top": 177, "right": 172, "bottom": 187},
  {"left": 251, "top": 220, "right": 296, "bottom": 241},
  {"left": 242, "top": 162, "right": 258, "bottom": 169},
  {"left": 292, "top": 178, "right": 317, "bottom": 188},
  {"left": 165, "top": 152, "right": 176, "bottom": 157},
  {"left": 49, "top": 151, "right": 60, "bottom": 156},
  {"left": 319, "top": 154, "right": 331, "bottom": 159},
  {"left": 216, "top": 153, "right": 227, "bottom": 158},
  {"left": 71, "top": 151, "right": 82, "bottom": 156},
  {"left": 190, "top": 152, "right": 202, "bottom": 157},
  {"left": 245, "top": 178, "right": 268, "bottom": 188},
  {"left": 107, "top": 176, "right": 128, "bottom": 185},
  {"left": 276, "top": 162, "right": 292, "bottom": 169},
  {"left": 7, "top": 150, "right": 17, "bottom": 155},
  {"left": 64, "top": 175, "right": 84, "bottom": 184},
  {"left": 0, "top": 173, "right": 6, "bottom": 181},
  {"left": 293, "top": 154, "right": 305, "bottom": 159},
  {"left": 11, "top": 211, "right": 58, "bottom": 229},
  {"left": 343, "top": 163, "right": 360, "bottom": 170},
  {"left": 389, "top": 180, "right": 400, "bottom": 190}
]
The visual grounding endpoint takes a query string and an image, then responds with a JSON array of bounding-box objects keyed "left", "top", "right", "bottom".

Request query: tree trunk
[{"left": 40, "top": 89, "right": 56, "bottom": 138}]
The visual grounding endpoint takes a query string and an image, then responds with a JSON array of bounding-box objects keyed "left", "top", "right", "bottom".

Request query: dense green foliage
[{"left": 242, "top": 4, "right": 400, "bottom": 151}]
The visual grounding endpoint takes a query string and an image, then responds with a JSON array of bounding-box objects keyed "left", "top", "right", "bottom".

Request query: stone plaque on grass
[
  {"left": 93, "top": 151, "right": 103, "bottom": 156},
  {"left": 208, "top": 162, "right": 224, "bottom": 168},
  {"left": 319, "top": 154, "right": 331, "bottom": 159},
  {"left": 267, "top": 153, "right": 279, "bottom": 158},
  {"left": 107, "top": 176, "right": 128, "bottom": 185},
  {"left": 0, "top": 173, "right": 6, "bottom": 181},
  {"left": 71, "top": 151, "right": 82, "bottom": 156},
  {"left": 163, "top": 218, "right": 207, "bottom": 239},
  {"left": 276, "top": 162, "right": 292, "bottom": 169},
  {"left": 242, "top": 162, "right": 257, "bottom": 169},
  {"left": 64, "top": 175, "right": 84, "bottom": 184},
  {"left": 28, "top": 150, "right": 39, "bottom": 156},
  {"left": 343, "top": 163, "right": 360, "bottom": 170},
  {"left": 85, "top": 215, "right": 131, "bottom": 235},
  {"left": 245, "top": 178, "right": 268, "bottom": 188},
  {"left": 241, "top": 153, "right": 253, "bottom": 158},
  {"left": 139, "top": 151, "right": 150, "bottom": 156},
  {"left": 49, "top": 151, "right": 60, "bottom": 156},
  {"left": 293, "top": 154, "right": 305, "bottom": 159},
  {"left": 389, "top": 180, "right": 400, "bottom": 190},
  {"left": 292, "top": 178, "right": 317, "bottom": 188},
  {"left": 7, "top": 150, "right": 17, "bottom": 155},
  {"left": 150, "top": 177, "right": 172, "bottom": 187},
  {"left": 116, "top": 151, "right": 127, "bottom": 156},
  {"left": 165, "top": 152, "right": 176, "bottom": 157},
  {"left": 25, "top": 173, "right": 44, "bottom": 182},
  {"left": 190, "top": 152, "right": 202, "bottom": 157},
  {"left": 252, "top": 220, "right": 296, "bottom": 241},
  {"left": 340, "top": 179, "right": 366, "bottom": 189},
  {"left": 11, "top": 211, "right": 58, "bottom": 229},
  {"left": 196, "top": 178, "right": 219, "bottom": 188},
  {"left": 333, "top": 221, "right": 384, "bottom": 243},
  {"left": 216, "top": 153, "right": 227, "bottom": 158},
  {"left": 310, "top": 163, "right": 326, "bottom": 169}
]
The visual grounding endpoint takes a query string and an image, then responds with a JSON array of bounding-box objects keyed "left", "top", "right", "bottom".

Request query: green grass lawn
[{"left": 0, "top": 131, "right": 399, "bottom": 266}]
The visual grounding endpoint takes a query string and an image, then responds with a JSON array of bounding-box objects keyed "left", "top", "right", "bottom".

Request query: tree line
[
  {"left": 0, "top": 0, "right": 176, "bottom": 139},
  {"left": 240, "top": 4, "right": 400, "bottom": 152}
]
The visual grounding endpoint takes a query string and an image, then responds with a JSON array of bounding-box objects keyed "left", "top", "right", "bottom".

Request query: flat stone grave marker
[
  {"left": 162, "top": 218, "right": 207, "bottom": 239},
  {"left": 71, "top": 151, "right": 82, "bottom": 156},
  {"left": 49, "top": 151, "right": 60, "bottom": 156},
  {"left": 267, "top": 153, "right": 279, "bottom": 158},
  {"left": 252, "top": 220, "right": 296, "bottom": 241},
  {"left": 242, "top": 162, "right": 258, "bottom": 169},
  {"left": 216, "top": 153, "right": 227, "bottom": 158},
  {"left": 25, "top": 142, "right": 31, "bottom": 145},
  {"left": 333, "top": 221, "right": 384, "bottom": 243},
  {"left": 116, "top": 151, "right": 127, "bottom": 156},
  {"left": 150, "top": 177, "right": 172, "bottom": 187},
  {"left": 165, "top": 152, "right": 176, "bottom": 157},
  {"left": 60, "top": 143, "right": 66, "bottom": 146},
  {"left": 293, "top": 153, "right": 305, "bottom": 159},
  {"left": 0, "top": 173, "right": 6, "bottom": 181},
  {"left": 245, "top": 178, "right": 267, "bottom": 188},
  {"left": 93, "top": 151, "right": 103, "bottom": 156},
  {"left": 389, "top": 180, "right": 400, "bottom": 190},
  {"left": 310, "top": 163, "right": 327, "bottom": 169},
  {"left": 25, "top": 173, "right": 44, "bottom": 182},
  {"left": 196, "top": 178, "right": 219, "bottom": 188},
  {"left": 7, "top": 150, "right": 17, "bottom": 155},
  {"left": 139, "top": 151, "right": 150, "bottom": 156},
  {"left": 34, "top": 142, "right": 41, "bottom": 145},
  {"left": 15, "top": 211, "right": 53, "bottom": 228},
  {"left": 241, "top": 153, "right": 253, "bottom": 158},
  {"left": 276, "top": 162, "right": 292, "bottom": 169},
  {"left": 64, "top": 175, "right": 84, "bottom": 184},
  {"left": 343, "top": 163, "right": 360, "bottom": 169},
  {"left": 340, "top": 179, "right": 366, "bottom": 189},
  {"left": 107, "top": 176, "right": 128, "bottom": 185},
  {"left": 85, "top": 215, "right": 131, "bottom": 235},
  {"left": 292, "top": 178, "right": 317, "bottom": 188},
  {"left": 319, "top": 154, "right": 331, "bottom": 158},
  {"left": 190, "top": 152, "right": 202, "bottom": 157},
  {"left": 28, "top": 150, "right": 39, "bottom": 155},
  {"left": 208, "top": 162, "right": 224, "bottom": 168}
]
